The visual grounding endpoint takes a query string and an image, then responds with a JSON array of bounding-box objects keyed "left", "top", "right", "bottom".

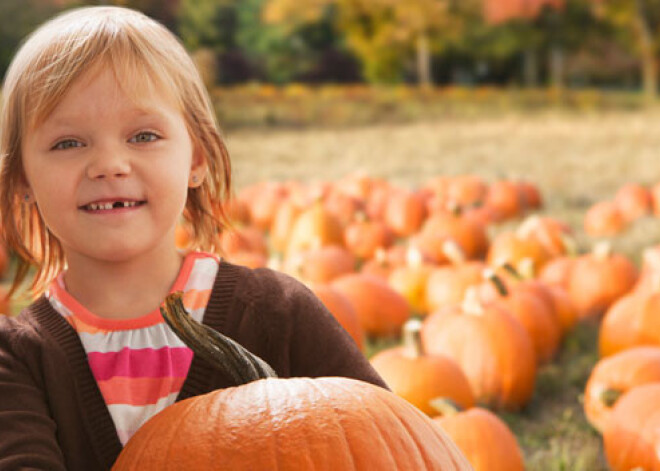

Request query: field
[{"left": 227, "top": 109, "right": 660, "bottom": 470}]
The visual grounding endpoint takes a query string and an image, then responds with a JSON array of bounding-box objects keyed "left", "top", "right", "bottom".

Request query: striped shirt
[{"left": 45, "top": 251, "right": 219, "bottom": 445}]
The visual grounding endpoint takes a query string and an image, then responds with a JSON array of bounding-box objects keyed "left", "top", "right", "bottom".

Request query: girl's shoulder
[
  {"left": 0, "top": 301, "right": 50, "bottom": 356},
  {"left": 226, "top": 262, "right": 318, "bottom": 311}
]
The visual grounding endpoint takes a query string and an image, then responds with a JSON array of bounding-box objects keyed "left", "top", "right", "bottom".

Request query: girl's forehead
[{"left": 31, "top": 60, "right": 183, "bottom": 130}]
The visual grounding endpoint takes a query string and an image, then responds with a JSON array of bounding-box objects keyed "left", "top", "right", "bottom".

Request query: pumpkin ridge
[{"left": 308, "top": 378, "right": 358, "bottom": 471}]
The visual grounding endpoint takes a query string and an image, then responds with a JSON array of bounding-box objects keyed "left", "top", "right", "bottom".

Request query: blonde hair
[{"left": 0, "top": 6, "right": 232, "bottom": 298}]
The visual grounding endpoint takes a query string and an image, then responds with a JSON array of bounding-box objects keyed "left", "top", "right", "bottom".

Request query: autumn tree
[
  {"left": 592, "top": 0, "right": 660, "bottom": 102},
  {"left": 263, "top": 0, "right": 472, "bottom": 85}
]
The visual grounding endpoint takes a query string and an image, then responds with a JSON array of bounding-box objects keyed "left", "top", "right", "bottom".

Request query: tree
[
  {"left": 263, "top": 0, "right": 471, "bottom": 85},
  {"left": 592, "top": 0, "right": 660, "bottom": 102}
]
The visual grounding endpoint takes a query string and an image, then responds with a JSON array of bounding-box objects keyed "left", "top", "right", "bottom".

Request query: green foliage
[{"left": 0, "top": 0, "right": 58, "bottom": 79}]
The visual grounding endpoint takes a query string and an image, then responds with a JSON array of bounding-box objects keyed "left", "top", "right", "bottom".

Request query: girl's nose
[{"left": 86, "top": 146, "right": 131, "bottom": 180}]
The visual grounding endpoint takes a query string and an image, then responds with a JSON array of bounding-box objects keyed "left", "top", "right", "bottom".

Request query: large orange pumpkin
[
  {"left": 113, "top": 377, "right": 473, "bottom": 470},
  {"left": 584, "top": 346, "right": 660, "bottom": 433},
  {"left": 603, "top": 383, "right": 660, "bottom": 471},
  {"left": 370, "top": 319, "right": 475, "bottom": 416}
]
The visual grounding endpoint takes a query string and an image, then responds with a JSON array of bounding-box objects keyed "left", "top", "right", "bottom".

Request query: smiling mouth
[{"left": 80, "top": 200, "right": 147, "bottom": 211}]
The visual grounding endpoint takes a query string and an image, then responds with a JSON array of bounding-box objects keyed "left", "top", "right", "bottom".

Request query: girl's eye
[
  {"left": 52, "top": 139, "right": 83, "bottom": 151},
  {"left": 130, "top": 132, "right": 160, "bottom": 143}
]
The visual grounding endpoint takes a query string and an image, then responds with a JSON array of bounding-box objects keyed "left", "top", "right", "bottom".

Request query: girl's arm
[{"left": 0, "top": 319, "right": 67, "bottom": 470}]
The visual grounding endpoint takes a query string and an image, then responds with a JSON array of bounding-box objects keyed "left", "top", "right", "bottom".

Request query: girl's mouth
[{"left": 80, "top": 200, "right": 147, "bottom": 211}]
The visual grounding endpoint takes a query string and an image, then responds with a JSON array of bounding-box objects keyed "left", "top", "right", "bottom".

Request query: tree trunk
[
  {"left": 548, "top": 44, "right": 564, "bottom": 90},
  {"left": 523, "top": 47, "right": 538, "bottom": 88},
  {"left": 633, "top": 0, "right": 658, "bottom": 103},
  {"left": 416, "top": 33, "right": 432, "bottom": 89}
]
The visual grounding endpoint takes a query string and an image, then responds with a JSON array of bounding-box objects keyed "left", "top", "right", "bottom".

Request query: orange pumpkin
[
  {"left": 113, "top": 377, "right": 473, "bottom": 470},
  {"left": 599, "top": 288, "right": 660, "bottom": 357},
  {"left": 387, "top": 248, "right": 435, "bottom": 315},
  {"left": 603, "top": 383, "right": 660, "bottom": 471},
  {"left": 613, "top": 183, "right": 652, "bottom": 222},
  {"left": 269, "top": 198, "right": 303, "bottom": 254},
  {"left": 568, "top": 243, "right": 637, "bottom": 319},
  {"left": 584, "top": 346, "right": 660, "bottom": 432},
  {"left": 421, "top": 290, "right": 537, "bottom": 410},
  {"left": 416, "top": 209, "right": 489, "bottom": 261},
  {"left": 283, "top": 245, "right": 356, "bottom": 284},
  {"left": 516, "top": 215, "right": 575, "bottom": 258},
  {"left": 538, "top": 256, "right": 575, "bottom": 289},
  {"left": 217, "top": 225, "right": 268, "bottom": 258},
  {"left": 483, "top": 272, "right": 561, "bottom": 365},
  {"left": 484, "top": 180, "right": 522, "bottom": 222},
  {"left": 285, "top": 200, "right": 345, "bottom": 257},
  {"left": 241, "top": 181, "right": 288, "bottom": 231},
  {"left": 383, "top": 189, "right": 428, "bottom": 237},
  {"left": 370, "top": 319, "right": 475, "bottom": 415},
  {"left": 432, "top": 402, "right": 525, "bottom": 471},
  {"left": 343, "top": 214, "right": 394, "bottom": 260},
  {"left": 486, "top": 230, "right": 552, "bottom": 274},
  {"left": 331, "top": 273, "right": 411, "bottom": 338},
  {"left": 310, "top": 283, "right": 364, "bottom": 350},
  {"left": 425, "top": 260, "right": 487, "bottom": 313},
  {"left": 583, "top": 200, "right": 626, "bottom": 237}
]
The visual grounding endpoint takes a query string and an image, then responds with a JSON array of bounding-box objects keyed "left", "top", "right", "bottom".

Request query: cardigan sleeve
[
  {"left": 0, "top": 317, "right": 67, "bottom": 470},
  {"left": 245, "top": 268, "right": 388, "bottom": 389}
]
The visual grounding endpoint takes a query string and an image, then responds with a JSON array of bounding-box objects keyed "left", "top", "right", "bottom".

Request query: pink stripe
[{"left": 88, "top": 347, "right": 193, "bottom": 381}]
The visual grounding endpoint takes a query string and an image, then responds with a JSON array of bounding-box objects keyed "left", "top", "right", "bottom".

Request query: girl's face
[{"left": 21, "top": 66, "right": 205, "bottom": 265}]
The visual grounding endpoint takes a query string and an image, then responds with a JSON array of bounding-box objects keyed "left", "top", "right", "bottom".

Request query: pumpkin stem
[
  {"left": 428, "top": 397, "right": 463, "bottom": 417},
  {"left": 446, "top": 201, "right": 463, "bottom": 216},
  {"left": 483, "top": 268, "right": 509, "bottom": 297},
  {"left": 461, "top": 287, "right": 485, "bottom": 316},
  {"left": 406, "top": 246, "right": 424, "bottom": 268},
  {"left": 499, "top": 262, "right": 523, "bottom": 281},
  {"left": 600, "top": 388, "right": 623, "bottom": 408},
  {"left": 442, "top": 239, "right": 466, "bottom": 265},
  {"left": 517, "top": 258, "right": 535, "bottom": 280},
  {"left": 517, "top": 215, "right": 540, "bottom": 239},
  {"left": 560, "top": 233, "right": 578, "bottom": 257},
  {"left": 593, "top": 241, "right": 613, "bottom": 260},
  {"left": 402, "top": 319, "right": 425, "bottom": 358},
  {"left": 161, "top": 292, "right": 277, "bottom": 385}
]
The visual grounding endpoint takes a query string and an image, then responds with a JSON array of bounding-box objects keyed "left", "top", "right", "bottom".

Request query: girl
[{"left": 0, "top": 6, "right": 386, "bottom": 470}]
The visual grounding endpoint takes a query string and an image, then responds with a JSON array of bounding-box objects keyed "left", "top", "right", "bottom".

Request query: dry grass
[{"left": 225, "top": 109, "right": 660, "bottom": 470}]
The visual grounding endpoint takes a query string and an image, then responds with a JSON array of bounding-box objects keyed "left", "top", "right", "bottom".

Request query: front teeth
[{"left": 87, "top": 201, "right": 138, "bottom": 211}]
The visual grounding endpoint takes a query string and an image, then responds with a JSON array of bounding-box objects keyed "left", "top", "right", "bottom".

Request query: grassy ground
[{"left": 225, "top": 108, "right": 660, "bottom": 469}]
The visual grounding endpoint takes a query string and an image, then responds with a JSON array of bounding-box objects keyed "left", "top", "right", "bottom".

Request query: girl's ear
[
  {"left": 188, "top": 143, "right": 208, "bottom": 189},
  {"left": 17, "top": 180, "right": 34, "bottom": 204}
]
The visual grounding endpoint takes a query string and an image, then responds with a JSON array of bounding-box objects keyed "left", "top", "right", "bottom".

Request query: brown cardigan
[{"left": 0, "top": 262, "right": 387, "bottom": 470}]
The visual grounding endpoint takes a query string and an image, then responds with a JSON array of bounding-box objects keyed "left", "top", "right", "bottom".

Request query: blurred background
[
  {"left": 2, "top": 0, "right": 659, "bottom": 107},
  {"left": 4, "top": 1, "right": 660, "bottom": 470}
]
